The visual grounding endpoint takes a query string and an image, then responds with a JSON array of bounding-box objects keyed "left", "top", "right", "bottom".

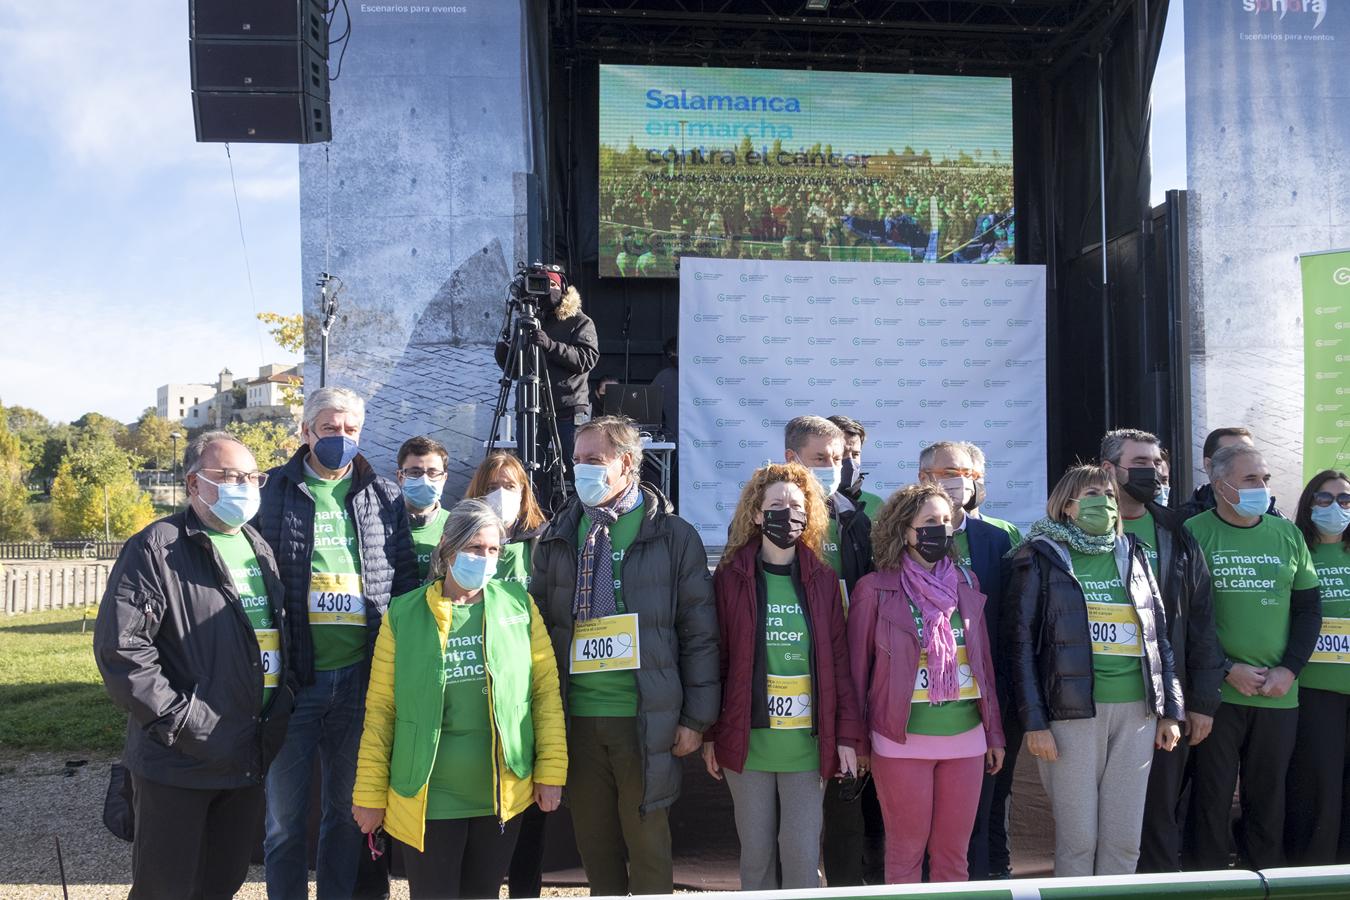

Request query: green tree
[
  {"left": 130, "top": 408, "right": 176, "bottom": 470},
  {"left": 73, "top": 412, "right": 130, "bottom": 448},
  {"left": 228, "top": 420, "right": 300, "bottom": 469},
  {"left": 258, "top": 311, "right": 305, "bottom": 407},
  {"left": 5, "top": 405, "right": 51, "bottom": 477},
  {"left": 0, "top": 402, "right": 37, "bottom": 540},
  {"left": 50, "top": 437, "right": 153, "bottom": 540}
]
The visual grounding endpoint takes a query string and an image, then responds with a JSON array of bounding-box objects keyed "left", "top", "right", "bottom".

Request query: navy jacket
[
  {"left": 253, "top": 447, "right": 419, "bottom": 684},
  {"left": 962, "top": 516, "right": 1014, "bottom": 697}
]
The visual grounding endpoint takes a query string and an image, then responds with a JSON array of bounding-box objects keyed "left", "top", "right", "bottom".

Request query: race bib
[
  {"left": 1086, "top": 602, "right": 1143, "bottom": 657},
  {"left": 307, "top": 572, "right": 367, "bottom": 626},
  {"left": 256, "top": 628, "right": 281, "bottom": 688},
  {"left": 571, "top": 613, "right": 640, "bottom": 674},
  {"left": 913, "top": 646, "right": 981, "bottom": 703},
  {"left": 1311, "top": 617, "right": 1350, "bottom": 664},
  {"left": 766, "top": 673, "right": 812, "bottom": 729}
]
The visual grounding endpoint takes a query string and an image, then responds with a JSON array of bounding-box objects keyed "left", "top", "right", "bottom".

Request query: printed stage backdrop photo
[
  {"left": 678, "top": 257, "right": 1047, "bottom": 549},
  {"left": 600, "top": 64, "right": 1014, "bottom": 278},
  {"left": 1300, "top": 249, "right": 1350, "bottom": 480},
  {"left": 1185, "top": 0, "right": 1350, "bottom": 507}
]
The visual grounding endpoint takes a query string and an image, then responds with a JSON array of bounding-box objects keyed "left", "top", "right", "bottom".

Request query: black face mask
[
  {"left": 761, "top": 507, "right": 807, "bottom": 550},
  {"left": 965, "top": 480, "right": 986, "bottom": 512},
  {"left": 1121, "top": 466, "right": 1161, "bottom": 504},
  {"left": 913, "top": 525, "right": 953, "bottom": 563},
  {"left": 841, "top": 456, "right": 863, "bottom": 489}
]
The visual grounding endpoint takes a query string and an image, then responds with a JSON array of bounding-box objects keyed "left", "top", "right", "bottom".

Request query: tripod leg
[{"left": 537, "top": 361, "right": 569, "bottom": 506}]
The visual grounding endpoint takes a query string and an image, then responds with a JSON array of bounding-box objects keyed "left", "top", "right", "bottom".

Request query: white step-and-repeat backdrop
[{"left": 678, "top": 257, "right": 1047, "bottom": 548}]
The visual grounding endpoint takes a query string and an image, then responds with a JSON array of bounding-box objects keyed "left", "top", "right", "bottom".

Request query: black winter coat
[
  {"left": 831, "top": 493, "right": 874, "bottom": 594},
  {"left": 530, "top": 483, "right": 720, "bottom": 816},
  {"left": 1007, "top": 533, "right": 1184, "bottom": 732},
  {"left": 495, "top": 305, "right": 600, "bottom": 414},
  {"left": 94, "top": 508, "right": 296, "bottom": 789},
  {"left": 1145, "top": 500, "right": 1226, "bottom": 716},
  {"left": 253, "top": 448, "right": 419, "bottom": 684}
]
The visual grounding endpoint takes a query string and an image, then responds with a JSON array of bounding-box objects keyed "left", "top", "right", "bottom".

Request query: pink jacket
[{"left": 847, "top": 566, "right": 1005, "bottom": 756}]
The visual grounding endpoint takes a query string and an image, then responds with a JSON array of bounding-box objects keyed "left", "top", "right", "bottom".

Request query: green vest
[{"left": 388, "top": 579, "right": 536, "bottom": 798}]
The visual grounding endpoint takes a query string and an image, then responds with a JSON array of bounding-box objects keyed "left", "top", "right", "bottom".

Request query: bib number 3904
[
  {"left": 571, "top": 613, "right": 640, "bottom": 674},
  {"left": 1311, "top": 618, "right": 1350, "bottom": 664}
]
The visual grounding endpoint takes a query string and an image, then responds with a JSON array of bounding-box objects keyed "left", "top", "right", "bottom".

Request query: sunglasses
[{"left": 1313, "top": 492, "right": 1350, "bottom": 509}]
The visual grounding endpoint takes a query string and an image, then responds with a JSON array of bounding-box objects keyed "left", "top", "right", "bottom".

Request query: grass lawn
[{"left": 0, "top": 607, "right": 125, "bottom": 754}]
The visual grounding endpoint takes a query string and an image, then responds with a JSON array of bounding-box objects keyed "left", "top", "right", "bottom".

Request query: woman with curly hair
[
  {"left": 704, "top": 462, "right": 862, "bottom": 889},
  {"left": 847, "top": 481, "right": 1005, "bottom": 884}
]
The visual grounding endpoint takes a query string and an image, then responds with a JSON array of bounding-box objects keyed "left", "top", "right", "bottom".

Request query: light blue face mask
[
  {"left": 199, "top": 476, "right": 261, "bottom": 530},
  {"left": 573, "top": 463, "right": 614, "bottom": 507},
  {"left": 1312, "top": 503, "right": 1350, "bottom": 537},
  {"left": 401, "top": 475, "right": 443, "bottom": 510},
  {"left": 811, "top": 465, "right": 842, "bottom": 497},
  {"left": 1225, "top": 481, "right": 1271, "bottom": 518},
  {"left": 1156, "top": 485, "right": 1171, "bottom": 507},
  {"left": 450, "top": 551, "right": 493, "bottom": 591}
]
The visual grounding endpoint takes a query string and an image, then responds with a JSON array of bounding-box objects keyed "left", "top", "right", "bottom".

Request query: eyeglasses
[
  {"left": 399, "top": 467, "right": 446, "bottom": 480},
  {"left": 921, "top": 467, "right": 977, "bottom": 480},
  {"left": 1313, "top": 491, "right": 1350, "bottom": 509},
  {"left": 199, "top": 468, "right": 268, "bottom": 487}
]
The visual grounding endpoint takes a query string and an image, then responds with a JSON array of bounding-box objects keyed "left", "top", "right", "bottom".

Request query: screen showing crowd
[{"left": 598, "top": 64, "right": 1015, "bottom": 278}]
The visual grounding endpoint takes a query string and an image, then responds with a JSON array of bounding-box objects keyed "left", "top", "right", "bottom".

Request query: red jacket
[
  {"left": 708, "top": 542, "right": 863, "bottom": 777},
  {"left": 847, "top": 567, "right": 1005, "bottom": 757}
]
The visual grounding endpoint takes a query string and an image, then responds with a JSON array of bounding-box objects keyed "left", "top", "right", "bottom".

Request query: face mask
[
  {"left": 938, "top": 476, "right": 972, "bottom": 509},
  {"left": 810, "top": 465, "right": 842, "bottom": 497},
  {"left": 312, "top": 435, "right": 359, "bottom": 470},
  {"left": 198, "top": 476, "right": 261, "bottom": 530},
  {"left": 485, "top": 486, "right": 523, "bottom": 526},
  {"left": 401, "top": 475, "right": 443, "bottom": 510},
  {"left": 841, "top": 457, "right": 863, "bottom": 489},
  {"left": 1121, "top": 466, "right": 1161, "bottom": 504},
  {"left": 573, "top": 463, "right": 616, "bottom": 507},
  {"left": 965, "top": 479, "right": 986, "bottom": 512},
  {"left": 912, "top": 525, "right": 953, "bottom": 563},
  {"left": 1074, "top": 494, "right": 1118, "bottom": 536},
  {"left": 1224, "top": 481, "right": 1270, "bottom": 518},
  {"left": 1312, "top": 503, "right": 1350, "bottom": 537},
  {"left": 449, "top": 551, "right": 493, "bottom": 591},
  {"left": 761, "top": 507, "right": 807, "bottom": 549},
  {"left": 1156, "top": 485, "right": 1171, "bottom": 507}
]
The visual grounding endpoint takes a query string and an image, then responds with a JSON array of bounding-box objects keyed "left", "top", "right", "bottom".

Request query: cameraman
[{"left": 495, "top": 268, "right": 599, "bottom": 478}]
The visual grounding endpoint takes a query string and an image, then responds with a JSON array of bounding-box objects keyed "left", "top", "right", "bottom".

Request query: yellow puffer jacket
[{"left": 352, "top": 583, "right": 568, "bottom": 851}]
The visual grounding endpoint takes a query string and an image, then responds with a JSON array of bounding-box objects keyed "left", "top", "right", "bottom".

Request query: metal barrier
[{"left": 0, "top": 540, "right": 125, "bottom": 560}]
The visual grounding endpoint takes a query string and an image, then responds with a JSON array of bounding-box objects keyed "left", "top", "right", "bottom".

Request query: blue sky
[{"left": 0, "top": 2, "right": 1184, "bottom": 425}]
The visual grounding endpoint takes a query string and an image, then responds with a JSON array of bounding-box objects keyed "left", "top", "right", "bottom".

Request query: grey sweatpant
[
  {"left": 1037, "top": 700, "right": 1156, "bottom": 876},
  {"left": 723, "top": 767, "right": 825, "bottom": 889}
]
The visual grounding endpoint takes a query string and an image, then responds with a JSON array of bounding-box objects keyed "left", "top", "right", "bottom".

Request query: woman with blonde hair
[
  {"left": 351, "top": 499, "right": 567, "bottom": 898},
  {"left": 848, "top": 482, "right": 1005, "bottom": 883},
  {"left": 464, "top": 451, "right": 548, "bottom": 589},
  {"left": 1007, "top": 464, "right": 1182, "bottom": 876},
  {"left": 704, "top": 462, "right": 861, "bottom": 889}
]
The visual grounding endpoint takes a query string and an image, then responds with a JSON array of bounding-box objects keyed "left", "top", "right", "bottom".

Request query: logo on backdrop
[
  {"left": 1333, "top": 267, "right": 1350, "bottom": 286},
  {"left": 1240, "top": 0, "right": 1328, "bottom": 31}
]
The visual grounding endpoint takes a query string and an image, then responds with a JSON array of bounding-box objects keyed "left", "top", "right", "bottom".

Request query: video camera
[{"left": 509, "top": 261, "right": 566, "bottom": 306}]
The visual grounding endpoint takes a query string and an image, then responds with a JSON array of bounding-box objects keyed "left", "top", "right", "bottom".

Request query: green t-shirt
[
  {"left": 410, "top": 506, "right": 450, "bottom": 582},
  {"left": 821, "top": 517, "right": 842, "bottom": 575},
  {"left": 306, "top": 473, "right": 367, "bottom": 671},
  {"left": 208, "top": 530, "right": 278, "bottom": 709},
  {"left": 569, "top": 501, "right": 644, "bottom": 717},
  {"left": 1069, "top": 548, "right": 1146, "bottom": 704},
  {"left": 426, "top": 601, "right": 495, "bottom": 819},
  {"left": 1122, "top": 511, "right": 1161, "bottom": 580},
  {"left": 980, "top": 514, "right": 1023, "bottom": 548},
  {"left": 1299, "top": 542, "right": 1350, "bottom": 694},
  {"left": 1184, "top": 511, "right": 1321, "bottom": 708},
  {"left": 745, "top": 569, "right": 818, "bottom": 772},
  {"left": 497, "top": 539, "right": 532, "bottom": 589},
  {"left": 954, "top": 530, "right": 973, "bottom": 569},
  {"left": 858, "top": 489, "right": 886, "bottom": 519},
  {"left": 906, "top": 604, "right": 982, "bottom": 736}
]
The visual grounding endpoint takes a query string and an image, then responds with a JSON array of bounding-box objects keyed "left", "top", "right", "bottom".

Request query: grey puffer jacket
[
  {"left": 253, "top": 447, "right": 419, "bottom": 684},
  {"left": 530, "top": 483, "right": 720, "bottom": 815},
  {"left": 94, "top": 507, "right": 296, "bottom": 790}
]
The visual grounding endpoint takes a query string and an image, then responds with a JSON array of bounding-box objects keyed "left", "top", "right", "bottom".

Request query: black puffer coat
[
  {"left": 253, "top": 447, "right": 419, "bottom": 684},
  {"left": 94, "top": 507, "right": 296, "bottom": 789},
  {"left": 1007, "top": 533, "right": 1184, "bottom": 732},
  {"left": 530, "top": 483, "right": 720, "bottom": 815}
]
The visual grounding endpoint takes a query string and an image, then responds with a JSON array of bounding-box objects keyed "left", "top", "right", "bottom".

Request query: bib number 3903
[
  {"left": 571, "top": 613, "right": 640, "bottom": 674},
  {"left": 1086, "top": 602, "right": 1143, "bottom": 657}
]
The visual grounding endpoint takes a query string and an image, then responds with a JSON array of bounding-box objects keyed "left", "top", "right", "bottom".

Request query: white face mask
[
  {"left": 484, "top": 486, "right": 523, "bottom": 526},
  {"left": 938, "top": 476, "right": 972, "bottom": 509}
]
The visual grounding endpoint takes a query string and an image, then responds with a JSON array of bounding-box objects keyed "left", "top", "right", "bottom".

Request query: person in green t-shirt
[
  {"left": 397, "top": 436, "right": 451, "bottom": 582},
  {"left": 1285, "top": 469, "right": 1350, "bottom": 865},
  {"left": 829, "top": 414, "right": 887, "bottom": 518},
  {"left": 1183, "top": 445, "right": 1322, "bottom": 871},
  {"left": 705, "top": 463, "right": 862, "bottom": 890}
]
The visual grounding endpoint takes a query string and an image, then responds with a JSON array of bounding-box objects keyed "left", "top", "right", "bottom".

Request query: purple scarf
[{"left": 898, "top": 553, "right": 961, "bottom": 704}]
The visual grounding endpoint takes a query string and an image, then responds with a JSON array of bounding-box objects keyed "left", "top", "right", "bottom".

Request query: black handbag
[{"left": 102, "top": 762, "right": 135, "bottom": 842}]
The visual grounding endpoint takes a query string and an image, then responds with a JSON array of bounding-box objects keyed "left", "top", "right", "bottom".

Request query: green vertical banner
[{"left": 1301, "top": 249, "right": 1350, "bottom": 481}]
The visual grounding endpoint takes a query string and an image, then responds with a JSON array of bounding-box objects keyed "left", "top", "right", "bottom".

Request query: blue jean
[{"left": 264, "top": 663, "right": 367, "bottom": 900}]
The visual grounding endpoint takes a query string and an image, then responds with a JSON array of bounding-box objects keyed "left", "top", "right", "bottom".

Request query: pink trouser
[{"left": 871, "top": 753, "right": 985, "bottom": 883}]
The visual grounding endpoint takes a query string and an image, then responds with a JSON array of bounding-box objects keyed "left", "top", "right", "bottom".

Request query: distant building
[{"left": 157, "top": 383, "right": 215, "bottom": 427}]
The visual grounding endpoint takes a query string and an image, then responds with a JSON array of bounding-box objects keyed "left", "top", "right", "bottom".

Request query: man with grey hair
[
  {"left": 254, "top": 386, "right": 418, "bottom": 898},
  {"left": 961, "top": 442, "right": 1023, "bottom": 546},
  {"left": 95, "top": 432, "right": 294, "bottom": 899},
  {"left": 1098, "top": 428, "right": 1223, "bottom": 872},
  {"left": 1184, "top": 443, "right": 1321, "bottom": 870}
]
